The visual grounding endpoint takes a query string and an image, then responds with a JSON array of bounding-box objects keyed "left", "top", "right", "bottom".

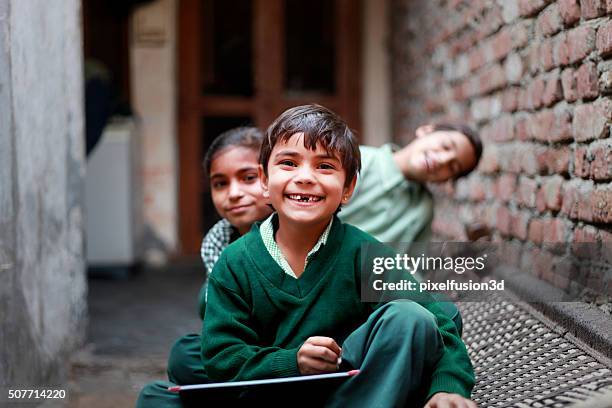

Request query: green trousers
[{"left": 136, "top": 301, "right": 455, "bottom": 407}]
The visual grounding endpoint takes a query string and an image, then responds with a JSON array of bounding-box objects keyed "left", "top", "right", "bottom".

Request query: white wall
[{"left": 130, "top": 0, "right": 178, "bottom": 258}]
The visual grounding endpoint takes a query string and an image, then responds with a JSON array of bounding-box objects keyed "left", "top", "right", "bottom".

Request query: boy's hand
[
  {"left": 424, "top": 392, "right": 477, "bottom": 408},
  {"left": 297, "top": 336, "right": 342, "bottom": 375}
]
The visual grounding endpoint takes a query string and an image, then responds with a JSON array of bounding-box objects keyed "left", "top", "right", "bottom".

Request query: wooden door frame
[{"left": 178, "top": 0, "right": 362, "bottom": 254}]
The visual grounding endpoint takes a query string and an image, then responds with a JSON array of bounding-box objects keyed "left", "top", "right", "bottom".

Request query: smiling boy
[{"left": 196, "top": 105, "right": 475, "bottom": 407}]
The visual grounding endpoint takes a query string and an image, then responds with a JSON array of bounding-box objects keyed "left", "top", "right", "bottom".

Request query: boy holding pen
[{"left": 137, "top": 104, "right": 475, "bottom": 407}]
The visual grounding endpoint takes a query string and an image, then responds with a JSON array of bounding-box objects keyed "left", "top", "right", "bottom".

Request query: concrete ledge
[{"left": 494, "top": 266, "right": 612, "bottom": 361}]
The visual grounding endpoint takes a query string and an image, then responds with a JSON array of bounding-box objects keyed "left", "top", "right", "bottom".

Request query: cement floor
[{"left": 66, "top": 264, "right": 203, "bottom": 408}]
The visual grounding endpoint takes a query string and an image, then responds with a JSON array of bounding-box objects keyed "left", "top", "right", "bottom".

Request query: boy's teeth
[{"left": 289, "top": 194, "right": 321, "bottom": 202}]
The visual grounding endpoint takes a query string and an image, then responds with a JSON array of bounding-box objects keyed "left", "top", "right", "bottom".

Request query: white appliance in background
[{"left": 85, "top": 118, "right": 143, "bottom": 266}]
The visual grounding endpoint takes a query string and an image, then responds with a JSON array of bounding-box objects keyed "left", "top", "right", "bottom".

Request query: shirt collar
[{"left": 259, "top": 213, "right": 334, "bottom": 278}]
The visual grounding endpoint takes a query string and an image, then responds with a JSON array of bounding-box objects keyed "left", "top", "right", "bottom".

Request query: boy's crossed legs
[{"left": 137, "top": 301, "right": 444, "bottom": 407}]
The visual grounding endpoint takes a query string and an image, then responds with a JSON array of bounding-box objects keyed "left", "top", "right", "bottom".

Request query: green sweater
[{"left": 202, "top": 217, "right": 474, "bottom": 399}]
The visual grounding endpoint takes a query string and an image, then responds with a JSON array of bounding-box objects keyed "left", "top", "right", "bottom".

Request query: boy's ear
[
  {"left": 342, "top": 175, "right": 358, "bottom": 204},
  {"left": 415, "top": 124, "right": 434, "bottom": 139},
  {"left": 258, "top": 165, "right": 270, "bottom": 198}
]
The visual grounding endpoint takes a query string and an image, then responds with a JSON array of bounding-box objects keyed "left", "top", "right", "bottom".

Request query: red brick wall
[{"left": 391, "top": 0, "right": 611, "bottom": 297}]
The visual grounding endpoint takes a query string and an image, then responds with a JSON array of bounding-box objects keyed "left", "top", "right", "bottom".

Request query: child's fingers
[
  {"left": 305, "top": 336, "right": 342, "bottom": 356},
  {"left": 300, "top": 356, "right": 339, "bottom": 374},
  {"left": 306, "top": 344, "right": 341, "bottom": 364}
]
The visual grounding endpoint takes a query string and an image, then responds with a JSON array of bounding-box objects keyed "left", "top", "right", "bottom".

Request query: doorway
[{"left": 178, "top": 0, "right": 361, "bottom": 254}]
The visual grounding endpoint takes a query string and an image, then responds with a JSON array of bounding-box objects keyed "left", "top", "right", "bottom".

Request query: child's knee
[
  {"left": 167, "top": 333, "right": 203, "bottom": 384},
  {"left": 136, "top": 381, "right": 179, "bottom": 408},
  {"left": 381, "top": 301, "right": 439, "bottom": 338}
]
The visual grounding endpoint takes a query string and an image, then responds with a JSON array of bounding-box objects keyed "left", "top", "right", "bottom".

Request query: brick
[
  {"left": 479, "top": 7, "right": 504, "bottom": 39},
  {"left": 596, "top": 20, "right": 612, "bottom": 56},
  {"left": 540, "top": 40, "right": 555, "bottom": 71},
  {"left": 505, "top": 53, "right": 524, "bottom": 84},
  {"left": 519, "top": 0, "right": 550, "bottom": 17},
  {"left": 543, "top": 217, "right": 572, "bottom": 242},
  {"left": 542, "top": 175, "right": 564, "bottom": 210},
  {"left": 561, "top": 179, "right": 595, "bottom": 221},
  {"left": 511, "top": 21, "right": 532, "bottom": 49},
  {"left": 496, "top": 205, "right": 512, "bottom": 236},
  {"left": 497, "top": 174, "right": 517, "bottom": 202},
  {"left": 517, "top": 88, "right": 530, "bottom": 110},
  {"left": 602, "top": 230, "right": 612, "bottom": 264},
  {"left": 558, "top": 0, "right": 582, "bottom": 25},
  {"left": 545, "top": 146, "right": 571, "bottom": 174},
  {"left": 567, "top": 26, "right": 596, "bottom": 64},
  {"left": 572, "top": 99, "right": 612, "bottom": 142},
  {"left": 543, "top": 72, "right": 563, "bottom": 106},
  {"left": 468, "top": 48, "right": 485, "bottom": 72},
  {"left": 452, "top": 84, "right": 464, "bottom": 101},
  {"left": 518, "top": 176, "right": 538, "bottom": 207},
  {"left": 511, "top": 211, "right": 531, "bottom": 240},
  {"left": 561, "top": 68, "right": 577, "bottom": 101},
  {"left": 455, "top": 178, "right": 471, "bottom": 201},
  {"left": 502, "top": 88, "right": 520, "bottom": 112},
  {"left": 528, "top": 43, "right": 541, "bottom": 74},
  {"left": 589, "top": 140, "right": 612, "bottom": 180},
  {"left": 481, "top": 115, "right": 515, "bottom": 142},
  {"left": 574, "top": 225, "right": 600, "bottom": 241},
  {"left": 515, "top": 116, "right": 530, "bottom": 141},
  {"left": 537, "top": 4, "right": 563, "bottom": 37},
  {"left": 501, "top": 241, "right": 522, "bottom": 267},
  {"left": 549, "top": 108, "right": 573, "bottom": 142},
  {"left": 575, "top": 62, "right": 599, "bottom": 100},
  {"left": 477, "top": 146, "right": 500, "bottom": 174},
  {"left": 574, "top": 146, "right": 591, "bottom": 177},
  {"left": 591, "top": 185, "right": 612, "bottom": 223},
  {"left": 531, "top": 110, "right": 555, "bottom": 141},
  {"left": 580, "top": 0, "right": 606, "bottom": 18},
  {"left": 554, "top": 256, "right": 579, "bottom": 280},
  {"left": 586, "top": 269, "right": 605, "bottom": 292},
  {"left": 553, "top": 273, "right": 571, "bottom": 290},
  {"left": 600, "top": 71, "right": 612, "bottom": 93},
  {"left": 528, "top": 77, "right": 546, "bottom": 110},
  {"left": 572, "top": 225, "right": 600, "bottom": 259},
  {"left": 522, "top": 145, "right": 548, "bottom": 175},
  {"left": 469, "top": 177, "right": 487, "bottom": 201},
  {"left": 535, "top": 249, "right": 555, "bottom": 280},
  {"left": 501, "top": 0, "right": 520, "bottom": 23},
  {"left": 536, "top": 186, "right": 548, "bottom": 212},
  {"left": 491, "top": 29, "right": 514, "bottom": 61},
  {"left": 553, "top": 33, "right": 570, "bottom": 66},
  {"left": 497, "top": 145, "right": 522, "bottom": 173},
  {"left": 479, "top": 64, "right": 507, "bottom": 95},
  {"left": 529, "top": 218, "right": 545, "bottom": 243}
]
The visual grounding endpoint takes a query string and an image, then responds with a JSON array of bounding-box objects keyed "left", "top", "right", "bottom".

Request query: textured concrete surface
[
  {"left": 0, "top": 0, "right": 86, "bottom": 392},
  {"left": 67, "top": 266, "right": 203, "bottom": 407}
]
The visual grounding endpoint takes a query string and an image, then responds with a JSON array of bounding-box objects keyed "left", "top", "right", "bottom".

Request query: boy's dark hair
[
  {"left": 432, "top": 122, "right": 482, "bottom": 178},
  {"left": 260, "top": 104, "right": 361, "bottom": 187},
  {"left": 203, "top": 127, "right": 264, "bottom": 175}
]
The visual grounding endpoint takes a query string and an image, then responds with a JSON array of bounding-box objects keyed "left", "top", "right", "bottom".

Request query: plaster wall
[{"left": 0, "top": 0, "right": 86, "bottom": 386}]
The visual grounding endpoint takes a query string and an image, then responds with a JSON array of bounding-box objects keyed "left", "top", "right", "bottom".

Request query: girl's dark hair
[
  {"left": 259, "top": 104, "right": 361, "bottom": 187},
  {"left": 203, "top": 127, "right": 264, "bottom": 175},
  {"left": 432, "top": 122, "right": 482, "bottom": 178}
]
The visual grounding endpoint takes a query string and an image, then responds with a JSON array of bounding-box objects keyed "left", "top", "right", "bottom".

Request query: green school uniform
[
  {"left": 203, "top": 218, "right": 473, "bottom": 399},
  {"left": 339, "top": 144, "right": 433, "bottom": 244},
  {"left": 138, "top": 217, "right": 474, "bottom": 407}
]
